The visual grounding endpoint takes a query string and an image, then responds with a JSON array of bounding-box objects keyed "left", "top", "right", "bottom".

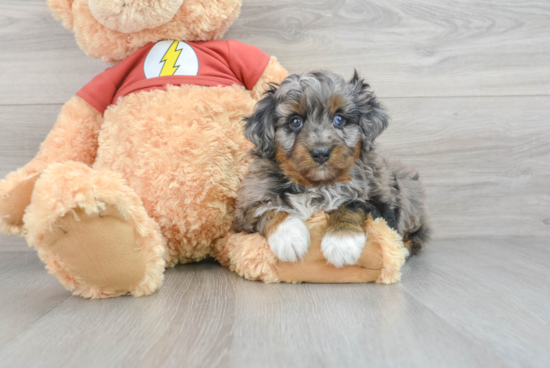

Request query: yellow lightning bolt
[{"left": 160, "top": 41, "right": 182, "bottom": 77}]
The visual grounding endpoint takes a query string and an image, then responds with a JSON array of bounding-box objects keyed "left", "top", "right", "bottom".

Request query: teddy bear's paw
[
  {"left": 268, "top": 216, "right": 310, "bottom": 262},
  {"left": 42, "top": 204, "right": 149, "bottom": 296},
  {"left": 0, "top": 174, "right": 39, "bottom": 235},
  {"left": 321, "top": 232, "right": 366, "bottom": 268}
]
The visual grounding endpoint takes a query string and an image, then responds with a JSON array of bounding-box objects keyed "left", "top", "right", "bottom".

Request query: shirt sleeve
[
  {"left": 76, "top": 68, "right": 118, "bottom": 115},
  {"left": 227, "top": 40, "right": 271, "bottom": 91}
]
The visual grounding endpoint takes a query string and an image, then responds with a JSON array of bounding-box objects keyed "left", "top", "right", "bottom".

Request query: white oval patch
[{"left": 143, "top": 40, "right": 199, "bottom": 79}]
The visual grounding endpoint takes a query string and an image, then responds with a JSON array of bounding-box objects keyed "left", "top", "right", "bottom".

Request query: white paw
[
  {"left": 321, "top": 232, "right": 366, "bottom": 267},
  {"left": 268, "top": 216, "right": 310, "bottom": 262}
]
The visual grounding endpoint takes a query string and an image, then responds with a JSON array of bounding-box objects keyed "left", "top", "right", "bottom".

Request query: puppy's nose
[{"left": 310, "top": 147, "right": 332, "bottom": 164}]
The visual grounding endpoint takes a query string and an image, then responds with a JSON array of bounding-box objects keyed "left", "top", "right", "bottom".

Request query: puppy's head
[{"left": 245, "top": 70, "right": 389, "bottom": 187}]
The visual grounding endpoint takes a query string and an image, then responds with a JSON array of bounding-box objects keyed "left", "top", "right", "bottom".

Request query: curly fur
[
  {"left": 214, "top": 232, "right": 279, "bottom": 283},
  {"left": 24, "top": 161, "right": 166, "bottom": 299},
  {"left": 0, "top": 0, "right": 290, "bottom": 297},
  {"left": 88, "top": 0, "right": 185, "bottom": 34},
  {"left": 50, "top": 0, "right": 242, "bottom": 62},
  {"left": 233, "top": 71, "right": 430, "bottom": 254},
  {"left": 95, "top": 84, "right": 256, "bottom": 266}
]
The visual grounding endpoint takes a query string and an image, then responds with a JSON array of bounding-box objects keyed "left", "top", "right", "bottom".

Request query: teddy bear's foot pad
[
  {"left": 276, "top": 235, "right": 382, "bottom": 283},
  {"left": 0, "top": 174, "right": 39, "bottom": 233},
  {"left": 43, "top": 205, "right": 146, "bottom": 293}
]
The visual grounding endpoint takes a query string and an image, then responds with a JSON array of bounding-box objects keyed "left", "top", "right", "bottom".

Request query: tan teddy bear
[{"left": 0, "top": 0, "right": 407, "bottom": 299}]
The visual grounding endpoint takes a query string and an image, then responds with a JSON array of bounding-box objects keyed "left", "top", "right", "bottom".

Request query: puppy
[{"left": 232, "top": 71, "right": 430, "bottom": 267}]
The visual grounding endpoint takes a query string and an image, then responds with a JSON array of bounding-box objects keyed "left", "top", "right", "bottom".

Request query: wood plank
[
  {"left": 1, "top": 0, "right": 550, "bottom": 105},
  {"left": 401, "top": 237, "right": 550, "bottom": 367},
  {"left": 0, "top": 0, "right": 107, "bottom": 105},
  {"left": 0, "top": 261, "right": 237, "bottom": 368},
  {"left": 228, "top": 276, "right": 503, "bottom": 368},
  {"left": 230, "top": 0, "right": 550, "bottom": 98},
  {"left": 0, "top": 257, "right": 505, "bottom": 368},
  {"left": 0, "top": 104, "right": 58, "bottom": 251},
  {"left": 0, "top": 241, "right": 548, "bottom": 367},
  {"left": 379, "top": 96, "right": 550, "bottom": 239},
  {"left": 0, "top": 104, "right": 57, "bottom": 179},
  {"left": 0, "top": 252, "right": 70, "bottom": 348},
  {"left": 0, "top": 237, "right": 29, "bottom": 252}
]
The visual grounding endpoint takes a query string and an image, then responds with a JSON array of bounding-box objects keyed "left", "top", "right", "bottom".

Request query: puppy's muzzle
[{"left": 310, "top": 147, "right": 332, "bottom": 164}]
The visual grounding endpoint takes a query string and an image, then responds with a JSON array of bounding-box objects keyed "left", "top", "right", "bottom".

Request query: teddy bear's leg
[
  {"left": 0, "top": 174, "right": 40, "bottom": 235},
  {"left": 24, "top": 161, "right": 165, "bottom": 299},
  {"left": 216, "top": 213, "right": 408, "bottom": 284},
  {"left": 214, "top": 232, "right": 279, "bottom": 283}
]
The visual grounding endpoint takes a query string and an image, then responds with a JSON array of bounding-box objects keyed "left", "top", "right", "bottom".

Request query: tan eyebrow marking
[{"left": 328, "top": 94, "right": 345, "bottom": 115}]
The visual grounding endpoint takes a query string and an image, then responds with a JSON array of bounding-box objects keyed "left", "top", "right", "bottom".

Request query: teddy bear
[{"left": 0, "top": 0, "right": 408, "bottom": 299}]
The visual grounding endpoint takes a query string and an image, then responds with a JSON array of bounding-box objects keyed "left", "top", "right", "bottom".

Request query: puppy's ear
[
  {"left": 349, "top": 70, "right": 389, "bottom": 151},
  {"left": 244, "top": 85, "right": 279, "bottom": 158}
]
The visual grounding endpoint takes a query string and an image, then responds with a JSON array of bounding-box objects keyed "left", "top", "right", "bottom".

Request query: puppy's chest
[{"left": 284, "top": 181, "right": 369, "bottom": 220}]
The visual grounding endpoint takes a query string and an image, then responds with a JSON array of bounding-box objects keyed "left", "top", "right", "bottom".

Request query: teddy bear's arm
[
  {"left": 250, "top": 57, "right": 288, "bottom": 101},
  {"left": 0, "top": 96, "right": 102, "bottom": 235}
]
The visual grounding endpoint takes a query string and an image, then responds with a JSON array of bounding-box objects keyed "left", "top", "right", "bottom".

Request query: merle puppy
[{"left": 232, "top": 71, "right": 429, "bottom": 267}]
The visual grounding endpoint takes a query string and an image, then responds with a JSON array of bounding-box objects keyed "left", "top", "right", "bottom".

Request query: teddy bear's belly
[{"left": 94, "top": 84, "right": 255, "bottom": 265}]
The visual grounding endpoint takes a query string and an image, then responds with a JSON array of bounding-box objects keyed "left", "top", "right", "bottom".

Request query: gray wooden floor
[
  {"left": 1, "top": 239, "right": 549, "bottom": 367},
  {"left": 1, "top": 0, "right": 549, "bottom": 367}
]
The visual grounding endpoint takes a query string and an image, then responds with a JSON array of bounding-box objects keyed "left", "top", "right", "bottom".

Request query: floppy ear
[
  {"left": 244, "top": 85, "right": 279, "bottom": 159},
  {"left": 48, "top": 0, "right": 74, "bottom": 31},
  {"left": 349, "top": 71, "right": 389, "bottom": 151}
]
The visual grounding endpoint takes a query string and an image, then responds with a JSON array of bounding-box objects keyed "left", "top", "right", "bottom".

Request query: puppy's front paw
[
  {"left": 321, "top": 232, "right": 366, "bottom": 268},
  {"left": 268, "top": 216, "right": 310, "bottom": 262}
]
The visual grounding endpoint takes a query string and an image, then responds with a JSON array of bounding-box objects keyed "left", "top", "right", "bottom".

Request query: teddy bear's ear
[{"left": 47, "top": 0, "right": 74, "bottom": 31}]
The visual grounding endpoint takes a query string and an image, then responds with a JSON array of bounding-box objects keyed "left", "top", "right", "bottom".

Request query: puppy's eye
[
  {"left": 333, "top": 115, "right": 346, "bottom": 128},
  {"left": 289, "top": 117, "right": 304, "bottom": 131}
]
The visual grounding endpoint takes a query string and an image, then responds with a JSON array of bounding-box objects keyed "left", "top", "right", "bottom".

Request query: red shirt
[{"left": 77, "top": 40, "right": 271, "bottom": 114}]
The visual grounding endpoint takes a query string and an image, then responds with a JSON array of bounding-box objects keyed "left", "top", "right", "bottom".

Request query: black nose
[{"left": 310, "top": 147, "right": 332, "bottom": 164}]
